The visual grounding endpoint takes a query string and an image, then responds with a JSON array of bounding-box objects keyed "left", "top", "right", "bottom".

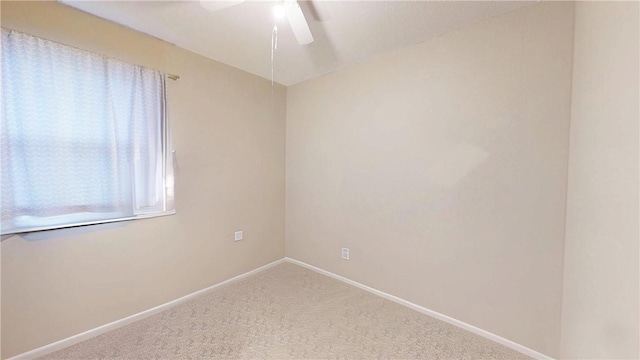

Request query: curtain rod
[{"left": 2, "top": 28, "right": 181, "bottom": 81}]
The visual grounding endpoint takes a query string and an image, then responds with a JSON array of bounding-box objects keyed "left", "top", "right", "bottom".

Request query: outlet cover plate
[
  {"left": 234, "top": 231, "right": 243, "bottom": 241},
  {"left": 341, "top": 247, "right": 350, "bottom": 260}
]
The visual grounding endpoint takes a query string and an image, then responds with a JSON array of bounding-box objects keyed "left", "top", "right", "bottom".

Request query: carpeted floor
[{"left": 41, "top": 262, "right": 531, "bottom": 359}]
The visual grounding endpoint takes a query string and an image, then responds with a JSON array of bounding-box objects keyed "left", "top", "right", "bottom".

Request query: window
[{"left": 1, "top": 29, "right": 175, "bottom": 235}]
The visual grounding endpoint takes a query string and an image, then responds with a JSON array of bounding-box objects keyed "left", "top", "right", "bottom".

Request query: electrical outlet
[
  {"left": 341, "top": 247, "right": 350, "bottom": 260},
  {"left": 234, "top": 231, "right": 243, "bottom": 241}
]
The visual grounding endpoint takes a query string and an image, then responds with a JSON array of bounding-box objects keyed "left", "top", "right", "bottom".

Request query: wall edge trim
[
  {"left": 6, "top": 258, "right": 286, "bottom": 360},
  {"left": 8, "top": 257, "right": 552, "bottom": 360},
  {"left": 284, "top": 257, "right": 554, "bottom": 360}
]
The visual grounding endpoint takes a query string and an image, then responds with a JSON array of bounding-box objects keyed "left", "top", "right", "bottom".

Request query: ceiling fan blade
[
  {"left": 285, "top": 1, "right": 314, "bottom": 45},
  {"left": 199, "top": 0, "right": 245, "bottom": 12}
]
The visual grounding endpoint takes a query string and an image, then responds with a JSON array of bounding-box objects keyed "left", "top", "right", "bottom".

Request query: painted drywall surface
[
  {"left": 286, "top": 2, "right": 574, "bottom": 357},
  {"left": 0, "top": 1, "right": 286, "bottom": 358},
  {"left": 561, "top": 2, "right": 640, "bottom": 359}
]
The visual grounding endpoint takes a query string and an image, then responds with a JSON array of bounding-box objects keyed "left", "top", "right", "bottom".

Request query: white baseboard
[
  {"left": 284, "top": 257, "right": 553, "bottom": 360},
  {"left": 9, "top": 257, "right": 552, "bottom": 360},
  {"left": 7, "top": 258, "right": 285, "bottom": 360}
]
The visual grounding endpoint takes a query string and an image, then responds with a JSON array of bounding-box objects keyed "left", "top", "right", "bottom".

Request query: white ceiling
[{"left": 60, "top": 1, "right": 534, "bottom": 86}]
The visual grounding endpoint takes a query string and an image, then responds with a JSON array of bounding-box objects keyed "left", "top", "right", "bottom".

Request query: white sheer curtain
[{"left": 1, "top": 29, "right": 175, "bottom": 235}]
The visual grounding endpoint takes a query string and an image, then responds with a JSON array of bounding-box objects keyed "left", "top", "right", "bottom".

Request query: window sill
[{"left": 1, "top": 210, "right": 176, "bottom": 238}]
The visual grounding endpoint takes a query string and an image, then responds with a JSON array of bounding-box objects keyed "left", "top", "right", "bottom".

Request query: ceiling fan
[{"left": 199, "top": 0, "right": 314, "bottom": 45}]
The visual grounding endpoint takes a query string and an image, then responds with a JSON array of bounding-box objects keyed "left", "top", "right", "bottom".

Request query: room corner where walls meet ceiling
[{"left": 59, "top": 0, "right": 535, "bottom": 86}]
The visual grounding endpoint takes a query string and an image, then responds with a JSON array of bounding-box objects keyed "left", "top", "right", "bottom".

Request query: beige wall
[
  {"left": 3, "top": 1, "right": 638, "bottom": 359},
  {"left": 286, "top": 3, "right": 575, "bottom": 357},
  {"left": 0, "top": 1, "right": 286, "bottom": 358},
  {"left": 561, "top": 2, "right": 640, "bottom": 359}
]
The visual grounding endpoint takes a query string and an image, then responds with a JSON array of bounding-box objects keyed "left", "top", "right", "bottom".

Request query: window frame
[{"left": 0, "top": 29, "right": 176, "bottom": 236}]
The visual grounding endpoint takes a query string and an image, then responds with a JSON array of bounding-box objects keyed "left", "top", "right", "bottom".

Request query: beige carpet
[{"left": 41, "top": 262, "right": 531, "bottom": 359}]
